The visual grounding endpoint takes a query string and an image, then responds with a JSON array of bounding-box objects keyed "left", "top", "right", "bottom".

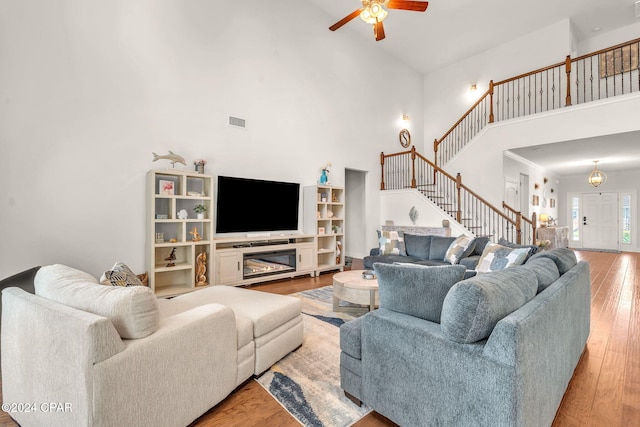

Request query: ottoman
[{"left": 169, "top": 286, "right": 304, "bottom": 375}]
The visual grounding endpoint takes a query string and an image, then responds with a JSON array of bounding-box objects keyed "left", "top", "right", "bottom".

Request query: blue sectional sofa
[
  {"left": 340, "top": 248, "right": 590, "bottom": 427},
  {"left": 363, "top": 234, "right": 491, "bottom": 271}
]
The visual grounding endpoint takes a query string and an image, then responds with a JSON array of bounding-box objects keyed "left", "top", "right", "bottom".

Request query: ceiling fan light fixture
[
  {"left": 588, "top": 160, "right": 607, "bottom": 187},
  {"left": 360, "top": 1, "right": 388, "bottom": 24}
]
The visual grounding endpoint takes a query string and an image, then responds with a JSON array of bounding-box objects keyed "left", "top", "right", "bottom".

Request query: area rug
[{"left": 255, "top": 286, "right": 371, "bottom": 427}]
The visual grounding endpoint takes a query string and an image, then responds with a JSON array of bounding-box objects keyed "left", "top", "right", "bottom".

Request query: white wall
[
  {"left": 577, "top": 21, "right": 640, "bottom": 54},
  {"left": 0, "top": 0, "right": 424, "bottom": 279},
  {"left": 503, "top": 153, "right": 560, "bottom": 225},
  {"left": 379, "top": 190, "right": 469, "bottom": 237},
  {"left": 444, "top": 93, "right": 640, "bottom": 210},
  {"left": 422, "top": 19, "right": 573, "bottom": 157}
]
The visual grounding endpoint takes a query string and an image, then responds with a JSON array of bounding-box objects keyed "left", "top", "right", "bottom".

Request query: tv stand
[{"left": 213, "top": 234, "right": 317, "bottom": 286}]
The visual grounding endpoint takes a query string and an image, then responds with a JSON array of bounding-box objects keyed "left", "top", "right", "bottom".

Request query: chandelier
[
  {"left": 359, "top": 0, "right": 388, "bottom": 24},
  {"left": 588, "top": 160, "right": 607, "bottom": 187}
]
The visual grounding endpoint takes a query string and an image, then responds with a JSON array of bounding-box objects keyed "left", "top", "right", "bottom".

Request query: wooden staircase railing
[
  {"left": 434, "top": 37, "right": 640, "bottom": 167},
  {"left": 502, "top": 202, "right": 537, "bottom": 246},
  {"left": 381, "top": 147, "right": 536, "bottom": 244}
]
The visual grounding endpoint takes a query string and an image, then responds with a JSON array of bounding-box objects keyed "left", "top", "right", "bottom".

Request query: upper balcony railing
[{"left": 434, "top": 38, "right": 640, "bottom": 166}]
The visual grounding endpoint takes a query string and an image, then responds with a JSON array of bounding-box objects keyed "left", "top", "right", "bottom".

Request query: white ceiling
[
  {"left": 509, "top": 131, "right": 640, "bottom": 176},
  {"left": 307, "top": 0, "right": 640, "bottom": 176},
  {"left": 309, "top": 0, "right": 639, "bottom": 74}
]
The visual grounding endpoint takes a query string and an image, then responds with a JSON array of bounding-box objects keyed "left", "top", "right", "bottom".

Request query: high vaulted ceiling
[
  {"left": 309, "top": 0, "right": 640, "bottom": 176},
  {"left": 310, "top": 0, "right": 639, "bottom": 74}
]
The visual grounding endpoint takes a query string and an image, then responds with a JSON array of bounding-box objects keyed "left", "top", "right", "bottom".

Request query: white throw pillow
[
  {"left": 444, "top": 235, "right": 476, "bottom": 264},
  {"left": 378, "top": 230, "right": 406, "bottom": 256},
  {"left": 476, "top": 243, "right": 531, "bottom": 273}
]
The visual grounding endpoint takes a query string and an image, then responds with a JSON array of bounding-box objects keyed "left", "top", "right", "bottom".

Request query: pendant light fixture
[{"left": 588, "top": 160, "right": 607, "bottom": 187}]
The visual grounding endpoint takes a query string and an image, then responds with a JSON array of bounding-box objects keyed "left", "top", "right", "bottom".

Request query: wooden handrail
[
  {"left": 435, "top": 90, "right": 491, "bottom": 148},
  {"left": 502, "top": 201, "right": 537, "bottom": 244},
  {"left": 382, "top": 148, "right": 529, "bottom": 242},
  {"left": 493, "top": 60, "right": 566, "bottom": 86},
  {"left": 434, "top": 37, "right": 640, "bottom": 164},
  {"left": 571, "top": 37, "right": 640, "bottom": 62}
]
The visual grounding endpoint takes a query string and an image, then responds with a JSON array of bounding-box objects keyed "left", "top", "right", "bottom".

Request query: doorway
[
  {"left": 345, "top": 169, "right": 367, "bottom": 260},
  {"left": 582, "top": 192, "right": 619, "bottom": 250}
]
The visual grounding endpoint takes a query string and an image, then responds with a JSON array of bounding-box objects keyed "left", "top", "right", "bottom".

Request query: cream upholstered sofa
[{"left": 1, "top": 264, "right": 303, "bottom": 427}]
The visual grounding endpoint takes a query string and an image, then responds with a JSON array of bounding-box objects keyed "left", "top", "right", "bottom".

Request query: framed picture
[
  {"left": 532, "top": 195, "right": 539, "bottom": 206},
  {"left": 159, "top": 180, "right": 175, "bottom": 196},
  {"left": 318, "top": 227, "right": 325, "bottom": 235}
]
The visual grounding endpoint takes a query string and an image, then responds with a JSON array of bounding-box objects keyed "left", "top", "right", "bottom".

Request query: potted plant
[{"left": 194, "top": 204, "right": 207, "bottom": 219}]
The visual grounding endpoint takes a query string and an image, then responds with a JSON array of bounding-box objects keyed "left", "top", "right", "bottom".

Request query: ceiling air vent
[{"left": 229, "top": 116, "right": 246, "bottom": 129}]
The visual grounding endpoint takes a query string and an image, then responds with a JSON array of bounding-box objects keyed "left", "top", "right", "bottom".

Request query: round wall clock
[{"left": 399, "top": 128, "right": 411, "bottom": 148}]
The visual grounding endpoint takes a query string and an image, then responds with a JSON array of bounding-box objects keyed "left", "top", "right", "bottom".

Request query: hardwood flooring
[{"left": 1, "top": 251, "right": 639, "bottom": 427}]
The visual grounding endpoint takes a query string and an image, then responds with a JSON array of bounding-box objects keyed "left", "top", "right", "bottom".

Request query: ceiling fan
[{"left": 329, "top": 0, "right": 429, "bottom": 41}]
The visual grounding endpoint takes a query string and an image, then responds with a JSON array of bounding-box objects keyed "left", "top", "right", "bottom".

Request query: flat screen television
[{"left": 215, "top": 176, "right": 300, "bottom": 234}]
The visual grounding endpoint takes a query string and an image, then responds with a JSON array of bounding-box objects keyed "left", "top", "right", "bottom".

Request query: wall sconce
[
  {"left": 470, "top": 84, "right": 477, "bottom": 93},
  {"left": 402, "top": 114, "right": 410, "bottom": 122}
]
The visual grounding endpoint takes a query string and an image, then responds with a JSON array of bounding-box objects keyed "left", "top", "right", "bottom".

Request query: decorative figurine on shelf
[
  {"left": 332, "top": 192, "right": 339, "bottom": 202},
  {"left": 327, "top": 210, "right": 334, "bottom": 218},
  {"left": 177, "top": 209, "right": 189, "bottom": 219},
  {"left": 164, "top": 247, "right": 177, "bottom": 267},
  {"left": 195, "top": 252, "right": 207, "bottom": 286},
  {"left": 194, "top": 158, "right": 207, "bottom": 174},
  {"left": 336, "top": 241, "right": 342, "bottom": 264},
  {"left": 190, "top": 227, "right": 202, "bottom": 242},
  {"left": 319, "top": 163, "right": 331, "bottom": 185},
  {"left": 152, "top": 151, "right": 186, "bottom": 168}
]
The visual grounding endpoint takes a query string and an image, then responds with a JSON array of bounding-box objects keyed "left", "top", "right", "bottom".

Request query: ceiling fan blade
[
  {"left": 387, "top": 1, "right": 429, "bottom": 12},
  {"left": 329, "top": 9, "right": 363, "bottom": 31},
  {"left": 374, "top": 20, "right": 386, "bottom": 41}
]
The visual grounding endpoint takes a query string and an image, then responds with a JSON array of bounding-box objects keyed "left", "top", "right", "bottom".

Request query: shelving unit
[
  {"left": 303, "top": 185, "right": 345, "bottom": 275},
  {"left": 146, "top": 170, "right": 213, "bottom": 297}
]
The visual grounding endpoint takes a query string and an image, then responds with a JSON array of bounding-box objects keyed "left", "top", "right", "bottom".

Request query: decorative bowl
[{"left": 362, "top": 270, "right": 376, "bottom": 280}]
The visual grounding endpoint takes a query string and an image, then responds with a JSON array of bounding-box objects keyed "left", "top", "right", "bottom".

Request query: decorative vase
[
  {"left": 195, "top": 163, "right": 205, "bottom": 174},
  {"left": 319, "top": 169, "right": 328, "bottom": 184},
  {"left": 197, "top": 213, "right": 205, "bottom": 219}
]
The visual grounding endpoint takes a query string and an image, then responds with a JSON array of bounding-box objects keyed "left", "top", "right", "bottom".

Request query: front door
[{"left": 582, "top": 192, "right": 618, "bottom": 250}]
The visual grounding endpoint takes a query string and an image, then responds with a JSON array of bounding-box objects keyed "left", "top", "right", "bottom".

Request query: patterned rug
[{"left": 254, "top": 286, "right": 371, "bottom": 426}]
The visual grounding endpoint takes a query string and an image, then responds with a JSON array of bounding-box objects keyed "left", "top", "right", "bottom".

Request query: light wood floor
[{"left": 1, "top": 251, "right": 638, "bottom": 427}]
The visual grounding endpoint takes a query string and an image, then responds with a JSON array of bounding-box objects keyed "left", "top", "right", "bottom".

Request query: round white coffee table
[{"left": 332, "top": 270, "right": 379, "bottom": 313}]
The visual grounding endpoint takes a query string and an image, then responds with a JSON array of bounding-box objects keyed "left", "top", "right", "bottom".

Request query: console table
[
  {"left": 381, "top": 225, "right": 451, "bottom": 237},
  {"left": 537, "top": 226, "right": 569, "bottom": 249}
]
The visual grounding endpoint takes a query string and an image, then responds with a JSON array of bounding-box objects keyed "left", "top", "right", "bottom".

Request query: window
[
  {"left": 622, "top": 194, "right": 631, "bottom": 244},
  {"left": 571, "top": 196, "right": 580, "bottom": 241}
]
